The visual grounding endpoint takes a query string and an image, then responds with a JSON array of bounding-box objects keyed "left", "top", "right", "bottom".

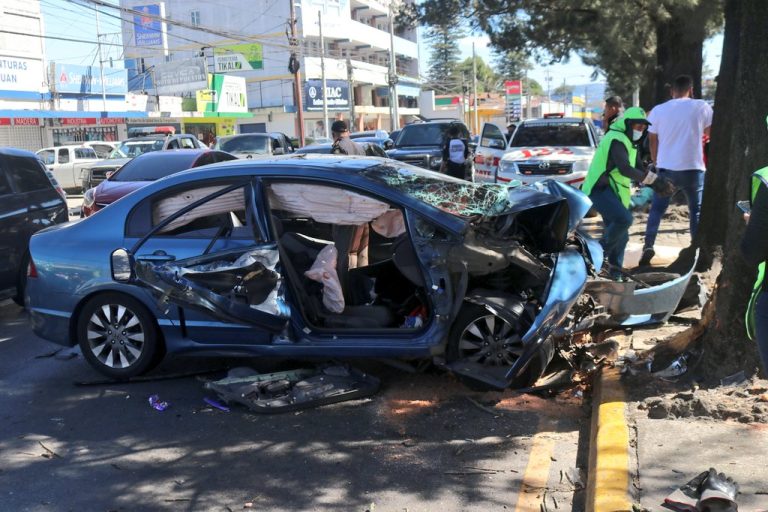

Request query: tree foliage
[
  {"left": 492, "top": 49, "right": 532, "bottom": 82},
  {"left": 423, "top": 8, "right": 466, "bottom": 92},
  {"left": 455, "top": 56, "right": 499, "bottom": 93},
  {"left": 419, "top": 0, "right": 723, "bottom": 106}
]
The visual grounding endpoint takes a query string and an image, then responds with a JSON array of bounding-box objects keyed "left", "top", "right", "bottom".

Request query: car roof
[
  {"left": 124, "top": 135, "right": 173, "bottom": 141},
  {"left": 0, "top": 147, "right": 40, "bottom": 158},
  {"left": 131, "top": 148, "right": 212, "bottom": 161},
  {"left": 520, "top": 117, "right": 586, "bottom": 125},
  {"left": 36, "top": 145, "right": 95, "bottom": 151}
]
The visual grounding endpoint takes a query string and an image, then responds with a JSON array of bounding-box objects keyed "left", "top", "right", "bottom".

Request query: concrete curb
[{"left": 586, "top": 366, "right": 632, "bottom": 512}]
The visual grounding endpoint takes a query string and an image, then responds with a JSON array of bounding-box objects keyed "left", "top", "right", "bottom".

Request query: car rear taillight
[
  {"left": 492, "top": 157, "right": 500, "bottom": 167},
  {"left": 27, "top": 258, "right": 38, "bottom": 278}
]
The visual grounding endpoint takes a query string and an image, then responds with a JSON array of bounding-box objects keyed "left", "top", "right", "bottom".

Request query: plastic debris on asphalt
[
  {"left": 203, "top": 397, "right": 230, "bottom": 412},
  {"left": 148, "top": 394, "right": 169, "bottom": 411}
]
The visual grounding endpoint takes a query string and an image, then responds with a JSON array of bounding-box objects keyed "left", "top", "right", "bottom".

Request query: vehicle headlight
[
  {"left": 572, "top": 160, "right": 589, "bottom": 173},
  {"left": 499, "top": 160, "right": 517, "bottom": 174},
  {"left": 430, "top": 156, "right": 442, "bottom": 169},
  {"left": 83, "top": 187, "right": 96, "bottom": 208}
]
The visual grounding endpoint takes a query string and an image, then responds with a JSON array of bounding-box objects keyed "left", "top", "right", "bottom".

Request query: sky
[{"left": 40, "top": 0, "right": 724, "bottom": 91}]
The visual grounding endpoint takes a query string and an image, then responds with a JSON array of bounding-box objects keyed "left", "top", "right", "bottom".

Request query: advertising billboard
[
  {"left": 213, "top": 44, "right": 264, "bottom": 72},
  {"left": 54, "top": 64, "right": 128, "bottom": 95},
  {"left": 0, "top": 57, "right": 45, "bottom": 92},
  {"left": 154, "top": 58, "right": 208, "bottom": 95},
  {"left": 304, "top": 80, "right": 350, "bottom": 111},
  {"left": 133, "top": 4, "right": 163, "bottom": 47},
  {"left": 197, "top": 75, "right": 248, "bottom": 113}
]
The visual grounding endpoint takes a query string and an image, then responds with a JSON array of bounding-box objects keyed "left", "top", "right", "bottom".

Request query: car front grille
[
  {"left": 90, "top": 166, "right": 120, "bottom": 186},
  {"left": 399, "top": 157, "right": 429, "bottom": 168},
  {"left": 517, "top": 162, "right": 573, "bottom": 175}
]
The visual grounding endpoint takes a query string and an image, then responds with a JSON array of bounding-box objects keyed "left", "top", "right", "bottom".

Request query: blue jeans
[
  {"left": 590, "top": 186, "right": 633, "bottom": 270},
  {"left": 644, "top": 169, "right": 705, "bottom": 250},
  {"left": 755, "top": 292, "right": 768, "bottom": 376}
]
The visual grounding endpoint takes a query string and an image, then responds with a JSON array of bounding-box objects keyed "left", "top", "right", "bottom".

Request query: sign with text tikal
[
  {"left": 214, "top": 44, "right": 264, "bottom": 72},
  {"left": 304, "top": 80, "right": 350, "bottom": 111}
]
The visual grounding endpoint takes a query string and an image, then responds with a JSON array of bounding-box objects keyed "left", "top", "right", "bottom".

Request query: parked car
[
  {"left": 36, "top": 145, "right": 101, "bottom": 191},
  {"left": 81, "top": 134, "right": 206, "bottom": 192},
  {"left": 0, "top": 148, "right": 68, "bottom": 305},
  {"left": 350, "top": 133, "right": 395, "bottom": 150},
  {"left": 350, "top": 129, "right": 389, "bottom": 140},
  {"left": 474, "top": 116, "right": 600, "bottom": 186},
  {"left": 214, "top": 133, "right": 294, "bottom": 159},
  {"left": 81, "top": 149, "right": 237, "bottom": 217},
  {"left": 386, "top": 120, "right": 473, "bottom": 179},
  {"left": 26, "top": 157, "right": 695, "bottom": 385}
]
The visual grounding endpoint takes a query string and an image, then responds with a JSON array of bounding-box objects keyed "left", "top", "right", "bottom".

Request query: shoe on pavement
[{"left": 639, "top": 247, "right": 655, "bottom": 267}]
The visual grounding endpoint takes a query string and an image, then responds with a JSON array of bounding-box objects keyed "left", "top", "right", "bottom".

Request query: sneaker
[{"left": 639, "top": 248, "right": 655, "bottom": 267}]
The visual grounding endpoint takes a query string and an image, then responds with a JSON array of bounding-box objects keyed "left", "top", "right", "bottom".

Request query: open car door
[
  {"left": 473, "top": 123, "right": 508, "bottom": 183},
  {"left": 126, "top": 180, "right": 290, "bottom": 336}
]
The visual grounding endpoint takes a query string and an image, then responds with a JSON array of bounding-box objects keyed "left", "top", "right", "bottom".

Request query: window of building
[{"left": 190, "top": 10, "right": 201, "bottom": 26}]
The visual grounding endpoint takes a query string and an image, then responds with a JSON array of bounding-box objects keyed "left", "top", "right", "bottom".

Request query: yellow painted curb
[{"left": 586, "top": 366, "right": 632, "bottom": 512}]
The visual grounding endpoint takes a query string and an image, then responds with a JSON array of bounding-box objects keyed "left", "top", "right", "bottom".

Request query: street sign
[
  {"left": 505, "top": 80, "right": 522, "bottom": 95},
  {"left": 213, "top": 44, "right": 264, "bottom": 72}
]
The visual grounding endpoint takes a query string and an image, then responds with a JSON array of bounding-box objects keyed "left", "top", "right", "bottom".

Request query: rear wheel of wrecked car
[
  {"left": 447, "top": 303, "right": 552, "bottom": 390},
  {"left": 77, "top": 293, "right": 162, "bottom": 379}
]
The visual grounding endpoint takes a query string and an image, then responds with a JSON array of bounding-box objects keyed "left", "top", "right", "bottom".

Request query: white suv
[{"left": 475, "top": 116, "right": 600, "bottom": 188}]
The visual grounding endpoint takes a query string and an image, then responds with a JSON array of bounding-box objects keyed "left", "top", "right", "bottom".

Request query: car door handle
[{"left": 137, "top": 251, "right": 176, "bottom": 263}]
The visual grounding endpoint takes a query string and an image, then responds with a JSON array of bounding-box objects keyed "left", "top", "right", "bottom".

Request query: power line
[{"left": 0, "top": 29, "right": 123, "bottom": 47}]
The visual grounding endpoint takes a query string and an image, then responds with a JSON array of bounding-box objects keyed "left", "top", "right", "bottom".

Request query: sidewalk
[{"left": 588, "top": 366, "right": 768, "bottom": 511}]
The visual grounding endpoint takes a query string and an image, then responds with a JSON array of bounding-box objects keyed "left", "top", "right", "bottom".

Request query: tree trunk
[
  {"left": 653, "top": 6, "right": 708, "bottom": 105},
  {"left": 695, "top": 0, "right": 768, "bottom": 378}
]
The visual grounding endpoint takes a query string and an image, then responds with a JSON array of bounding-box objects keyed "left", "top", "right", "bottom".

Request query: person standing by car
[
  {"left": 639, "top": 74, "right": 713, "bottom": 266},
  {"left": 741, "top": 135, "right": 768, "bottom": 374},
  {"left": 440, "top": 124, "right": 470, "bottom": 180},
  {"left": 582, "top": 107, "right": 675, "bottom": 279},
  {"left": 330, "top": 120, "right": 366, "bottom": 156},
  {"left": 602, "top": 96, "right": 623, "bottom": 130}
]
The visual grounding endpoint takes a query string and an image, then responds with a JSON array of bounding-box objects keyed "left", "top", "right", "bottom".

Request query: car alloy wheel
[
  {"left": 77, "top": 293, "right": 162, "bottom": 379},
  {"left": 457, "top": 313, "right": 524, "bottom": 367}
]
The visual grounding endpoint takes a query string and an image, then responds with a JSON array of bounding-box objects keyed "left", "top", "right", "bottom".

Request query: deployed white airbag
[{"left": 269, "top": 183, "right": 389, "bottom": 225}]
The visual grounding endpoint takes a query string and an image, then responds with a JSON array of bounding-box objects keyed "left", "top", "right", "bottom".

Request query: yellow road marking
[
  {"left": 514, "top": 418, "right": 557, "bottom": 512},
  {"left": 587, "top": 367, "right": 631, "bottom": 512}
]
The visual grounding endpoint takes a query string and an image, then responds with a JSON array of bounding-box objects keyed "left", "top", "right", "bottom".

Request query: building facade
[{"left": 120, "top": 0, "right": 420, "bottom": 139}]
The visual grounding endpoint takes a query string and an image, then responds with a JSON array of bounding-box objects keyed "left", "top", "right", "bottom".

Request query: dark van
[{"left": 0, "top": 148, "right": 68, "bottom": 305}]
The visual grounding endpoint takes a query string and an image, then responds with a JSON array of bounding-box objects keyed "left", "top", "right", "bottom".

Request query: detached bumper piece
[{"left": 204, "top": 365, "right": 380, "bottom": 414}]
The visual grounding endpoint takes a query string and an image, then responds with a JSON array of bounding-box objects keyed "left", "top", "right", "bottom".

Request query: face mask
[{"left": 632, "top": 129, "right": 645, "bottom": 141}]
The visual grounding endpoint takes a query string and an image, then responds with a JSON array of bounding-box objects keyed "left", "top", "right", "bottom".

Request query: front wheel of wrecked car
[
  {"left": 447, "top": 303, "right": 552, "bottom": 390},
  {"left": 77, "top": 293, "right": 162, "bottom": 379}
]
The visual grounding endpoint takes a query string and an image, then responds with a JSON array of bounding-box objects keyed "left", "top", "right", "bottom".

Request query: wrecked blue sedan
[{"left": 26, "top": 156, "right": 691, "bottom": 389}]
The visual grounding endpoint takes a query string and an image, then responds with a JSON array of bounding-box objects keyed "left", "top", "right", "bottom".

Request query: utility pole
[
  {"left": 471, "top": 42, "right": 478, "bottom": 135},
  {"left": 461, "top": 72, "right": 469, "bottom": 126},
  {"left": 388, "top": 0, "right": 399, "bottom": 131},
  {"left": 289, "top": 0, "right": 305, "bottom": 146},
  {"left": 318, "top": 10, "right": 329, "bottom": 138},
  {"left": 95, "top": 8, "right": 107, "bottom": 111},
  {"left": 347, "top": 58, "right": 355, "bottom": 130}
]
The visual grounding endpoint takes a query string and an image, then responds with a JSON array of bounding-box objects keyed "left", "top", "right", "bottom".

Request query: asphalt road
[{"left": 0, "top": 301, "right": 589, "bottom": 512}]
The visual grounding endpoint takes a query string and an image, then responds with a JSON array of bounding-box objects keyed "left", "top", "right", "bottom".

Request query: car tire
[
  {"left": 12, "top": 252, "right": 30, "bottom": 307},
  {"left": 447, "top": 302, "right": 553, "bottom": 390},
  {"left": 77, "top": 293, "right": 163, "bottom": 379}
]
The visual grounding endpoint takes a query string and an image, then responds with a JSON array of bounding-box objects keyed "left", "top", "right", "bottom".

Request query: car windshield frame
[
  {"left": 360, "top": 163, "right": 517, "bottom": 218},
  {"left": 509, "top": 122, "right": 591, "bottom": 147},
  {"left": 218, "top": 135, "right": 271, "bottom": 154},
  {"left": 394, "top": 123, "right": 468, "bottom": 147},
  {"left": 113, "top": 139, "right": 166, "bottom": 158},
  {"left": 108, "top": 153, "right": 201, "bottom": 182}
]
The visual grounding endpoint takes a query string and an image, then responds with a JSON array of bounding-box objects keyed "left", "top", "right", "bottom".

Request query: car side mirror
[
  {"left": 272, "top": 147, "right": 285, "bottom": 155},
  {"left": 384, "top": 139, "right": 394, "bottom": 150},
  {"left": 111, "top": 248, "right": 134, "bottom": 281}
]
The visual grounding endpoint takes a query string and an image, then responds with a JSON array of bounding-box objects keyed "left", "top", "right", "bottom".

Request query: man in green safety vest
[
  {"left": 741, "top": 127, "right": 768, "bottom": 373},
  {"left": 582, "top": 106, "right": 675, "bottom": 279}
]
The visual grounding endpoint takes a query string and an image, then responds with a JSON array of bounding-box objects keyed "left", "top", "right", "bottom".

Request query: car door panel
[
  {"left": 474, "top": 123, "right": 507, "bottom": 183},
  {"left": 126, "top": 180, "right": 287, "bottom": 343}
]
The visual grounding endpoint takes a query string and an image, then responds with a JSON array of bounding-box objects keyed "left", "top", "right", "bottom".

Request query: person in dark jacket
[
  {"left": 602, "top": 96, "right": 623, "bottom": 130},
  {"left": 330, "top": 120, "right": 366, "bottom": 156},
  {"left": 439, "top": 125, "right": 470, "bottom": 180},
  {"left": 741, "top": 150, "right": 768, "bottom": 374}
]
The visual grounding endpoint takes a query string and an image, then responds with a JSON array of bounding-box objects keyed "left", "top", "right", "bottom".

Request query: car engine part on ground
[{"left": 204, "top": 364, "right": 380, "bottom": 413}]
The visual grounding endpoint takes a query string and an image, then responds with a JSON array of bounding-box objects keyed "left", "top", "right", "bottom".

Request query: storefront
[
  {"left": 0, "top": 117, "right": 46, "bottom": 151},
  {"left": 48, "top": 117, "right": 126, "bottom": 145}
]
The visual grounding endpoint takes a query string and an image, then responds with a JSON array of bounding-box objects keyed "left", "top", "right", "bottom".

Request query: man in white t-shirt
[{"left": 639, "top": 74, "right": 713, "bottom": 266}]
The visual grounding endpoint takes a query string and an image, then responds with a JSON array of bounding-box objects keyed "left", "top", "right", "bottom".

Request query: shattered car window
[{"left": 361, "top": 163, "right": 516, "bottom": 217}]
